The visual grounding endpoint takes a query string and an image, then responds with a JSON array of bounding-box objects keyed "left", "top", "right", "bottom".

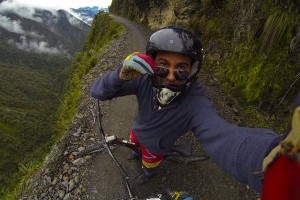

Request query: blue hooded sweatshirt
[{"left": 90, "top": 69, "right": 284, "bottom": 192}]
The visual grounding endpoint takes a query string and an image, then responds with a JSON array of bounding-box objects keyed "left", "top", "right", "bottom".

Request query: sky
[{"left": 13, "top": 0, "right": 112, "bottom": 9}]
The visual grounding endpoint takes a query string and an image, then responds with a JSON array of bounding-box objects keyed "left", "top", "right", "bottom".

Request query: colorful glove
[
  {"left": 261, "top": 91, "right": 300, "bottom": 200},
  {"left": 119, "top": 52, "right": 156, "bottom": 80}
]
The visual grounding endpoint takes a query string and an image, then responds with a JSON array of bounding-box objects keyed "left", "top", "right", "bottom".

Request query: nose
[{"left": 166, "top": 68, "right": 176, "bottom": 81}]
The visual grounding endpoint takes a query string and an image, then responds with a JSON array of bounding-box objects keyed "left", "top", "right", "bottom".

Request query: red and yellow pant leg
[{"left": 129, "top": 129, "right": 165, "bottom": 170}]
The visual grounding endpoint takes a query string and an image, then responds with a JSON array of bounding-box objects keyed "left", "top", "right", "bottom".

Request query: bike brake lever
[{"left": 105, "top": 135, "right": 117, "bottom": 143}]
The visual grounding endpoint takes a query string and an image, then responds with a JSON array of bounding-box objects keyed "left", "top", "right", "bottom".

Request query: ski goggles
[{"left": 154, "top": 66, "right": 190, "bottom": 81}]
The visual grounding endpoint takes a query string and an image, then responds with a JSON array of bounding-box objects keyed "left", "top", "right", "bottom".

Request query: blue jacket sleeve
[
  {"left": 90, "top": 69, "right": 138, "bottom": 100},
  {"left": 189, "top": 92, "right": 284, "bottom": 192}
]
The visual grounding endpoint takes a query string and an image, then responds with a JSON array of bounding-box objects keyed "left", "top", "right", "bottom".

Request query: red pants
[{"left": 129, "top": 129, "right": 165, "bottom": 168}]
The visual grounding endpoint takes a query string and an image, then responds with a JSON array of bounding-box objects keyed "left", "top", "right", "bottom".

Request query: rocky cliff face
[
  {"left": 109, "top": 0, "right": 198, "bottom": 29},
  {"left": 146, "top": 0, "right": 197, "bottom": 29}
]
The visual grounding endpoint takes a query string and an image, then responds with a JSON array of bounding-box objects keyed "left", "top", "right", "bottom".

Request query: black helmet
[{"left": 146, "top": 26, "right": 203, "bottom": 92}]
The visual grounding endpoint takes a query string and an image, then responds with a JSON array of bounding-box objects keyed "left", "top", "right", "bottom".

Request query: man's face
[{"left": 154, "top": 51, "right": 192, "bottom": 85}]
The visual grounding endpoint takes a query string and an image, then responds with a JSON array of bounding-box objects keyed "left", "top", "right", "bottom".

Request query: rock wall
[{"left": 109, "top": 0, "right": 198, "bottom": 29}]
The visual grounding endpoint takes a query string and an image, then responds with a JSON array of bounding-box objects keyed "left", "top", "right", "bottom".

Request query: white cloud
[
  {"left": 0, "top": 1, "right": 57, "bottom": 38},
  {"left": 67, "top": 10, "right": 92, "bottom": 26},
  {"left": 27, "top": 31, "right": 43, "bottom": 39},
  {"left": 65, "top": 11, "right": 84, "bottom": 27},
  {"left": 0, "top": 14, "right": 44, "bottom": 38},
  {"left": 8, "top": 36, "right": 65, "bottom": 55},
  {"left": 0, "top": 14, "right": 25, "bottom": 34},
  {"left": 0, "top": 1, "right": 44, "bottom": 22},
  {"left": 12, "top": 0, "right": 112, "bottom": 10}
]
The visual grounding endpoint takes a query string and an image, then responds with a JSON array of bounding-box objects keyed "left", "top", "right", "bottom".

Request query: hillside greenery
[
  {"left": 0, "top": 47, "right": 71, "bottom": 197},
  {"left": 110, "top": 0, "right": 151, "bottom": 23},
  {"left": 0, "top": 43, "right": 71, "bottom": 198},
  {"left": 1, "top": 11, "right": 124, "bottom": 199},
  {"left": 189, "top": 0, "right": 300, "bottom": 115}
]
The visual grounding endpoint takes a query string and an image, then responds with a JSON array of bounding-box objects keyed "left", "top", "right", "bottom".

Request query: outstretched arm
[{"left": 189, "top": 91, "right": 284, "bottom": 192}]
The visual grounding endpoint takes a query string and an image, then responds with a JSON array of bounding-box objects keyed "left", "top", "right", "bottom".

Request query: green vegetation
[
  {"left": 109, "top": 0, "right": 152, "bottom": 25},
  {"left": 191, "top": 0, "right": 299, "bottom": 110},
  {"left": 0, "top": 47, "right": 71, "bottom": 198},
  {"left": 0, "top": 11, "right": 124, "bottom": 200},
  {"left": 188, "top": 0, "right": 299, "bottom": 129}
]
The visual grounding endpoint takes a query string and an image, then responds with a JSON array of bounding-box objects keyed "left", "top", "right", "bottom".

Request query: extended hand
[
  {"left": 263, "top": 94, "right": 300, "bottom": 171},
  {"left": 261, "top": 92, "right": 300, "bottom": 200},
  {"left": 119, "top": 52, "right": 156, "bottom": 80}
]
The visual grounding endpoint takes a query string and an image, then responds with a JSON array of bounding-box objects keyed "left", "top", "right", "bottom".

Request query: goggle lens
[{"left": 155, "top": 66, "right": 189, "bottom": 81}]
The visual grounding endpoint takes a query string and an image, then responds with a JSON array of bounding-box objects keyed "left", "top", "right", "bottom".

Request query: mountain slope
[
  {"left": 0, "top": 7, "right": 90, "bottom": 55},
  {"left": 70, "top": 6, "right": 99, "bottom": 25},
  {"left": 0, "top": 1, "right": 91, "bottom": 197},
  {"left": 0, "top": 52, "right": 71, "bottom": 197}
]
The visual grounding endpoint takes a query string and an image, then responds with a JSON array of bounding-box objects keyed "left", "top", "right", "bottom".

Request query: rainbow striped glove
[{"left": 119, "top": 52, "right": 156, "bottom": 80}]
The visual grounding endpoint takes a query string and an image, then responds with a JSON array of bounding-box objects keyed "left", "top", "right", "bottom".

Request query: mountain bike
[{"left": 70, "top": 100, "right": 209, "bottom": 200}]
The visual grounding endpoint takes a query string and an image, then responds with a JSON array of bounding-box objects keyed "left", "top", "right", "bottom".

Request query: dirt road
[{"left": 81, "top": 16, "right": 260, "bottom": 200}]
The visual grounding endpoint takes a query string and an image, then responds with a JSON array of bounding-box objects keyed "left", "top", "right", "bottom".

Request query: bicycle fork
[{"left": 96, "top": 101, "right": 136, "bottom": 199}]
